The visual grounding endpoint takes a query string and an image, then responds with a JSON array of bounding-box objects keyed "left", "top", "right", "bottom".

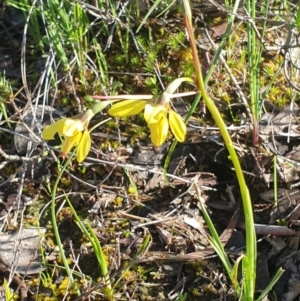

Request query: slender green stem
[
  {"left": 51, "top": 151, "right": 80, "bottom": 296},
  {"left": 183, "top": 1, "right": 256, "bottom": 299}
]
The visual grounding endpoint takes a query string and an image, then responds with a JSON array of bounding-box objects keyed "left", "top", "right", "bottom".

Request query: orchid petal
[
  {"left": 61, "top": 132, "right": 82, "bottom": 155},
  {"left": 42, "top": 118, "right": 68, "bottom": 140},
  {"left": 169, "top": 109, "right": 186, "bottom": 142},
  {"left": 144, "top": 104, "right": 165, "bottom": 124},
  {"left": 148, "top": 115, "right": 169, "bottom": 147},
  {"left": 108, "top": 99, "right": 147, "bottom": 117},
  {"left": 165, "top": 77, "right": 194, "bottom": 95},
  {"left": 77, "top": 130, "right": 91, "bottom": 162},
  {"left": 63, "top": 119, "right": 84, "bottom": 137}
]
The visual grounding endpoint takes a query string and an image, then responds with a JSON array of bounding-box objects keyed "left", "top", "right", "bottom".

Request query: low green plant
[
  {"left": 64, "top": 194, "right": 151, "bottom": 300},
  {"left": 294, "top": 5, "right": 300, "bottom": 30},
  {"left": 66, "top": 199, "right": 113, "bottom": 300},
  {"left": 136, "top": 0, "right": 175, "bottom": 32},
  {"left": 7, "top": 0, "right": 111, "bottom": 93},
  {"left": 246, "top": 0, "right": 270, "bottom": 145},
  {"left": 0, "top": 73, "right": 13, "bottom": 130}
]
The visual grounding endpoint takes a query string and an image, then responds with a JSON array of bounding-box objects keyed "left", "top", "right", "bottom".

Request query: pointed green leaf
[{"left": 232, "top": 255, "right": 245, "bottom": 291}]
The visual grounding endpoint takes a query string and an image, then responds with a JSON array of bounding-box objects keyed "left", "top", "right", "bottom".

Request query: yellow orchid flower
[
  {"left": 42, "top": 111, "right": 93, "bottom": 162},
  {"left": 108, "top": 77, "right": 194, "bottom": 147},
  {"left": 109, "top": 99, "right": 186, "bottom": 147},
  {"left": 144, "top": 100, "right": 187, "bottom": 146},
  {"left": 42, "top": 101, "right": 110, "bottom": 162}
]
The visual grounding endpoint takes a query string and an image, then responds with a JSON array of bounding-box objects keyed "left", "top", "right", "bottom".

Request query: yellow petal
[
  {"left": 61, "top": 132, "right": 82, "bottom": 155},
  {"left": 42, "top": 118, "right": 68, "bottom": 140},
  {"left": 148, "top": 115, "right": 169, "bottom": 147},
  {"left": 63, "top": 119, "right": 84, "bottom": 137},
  {"left": 144, "top": 104, "right": 165, "bottom": 124},
  {"left": 169, "top": 109, "right": 186, "bottom": 142},
  {"left": 77, "top": 130, "right": 91, "bottom": 162},
  {"left": 108, "top": 99, "right": 147, "bottom": 117}
]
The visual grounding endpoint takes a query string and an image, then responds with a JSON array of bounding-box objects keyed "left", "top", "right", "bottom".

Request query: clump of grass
[
  {"left": 0, "top": 73, "right": 13, "bottom": 101},
  {"left": 6, "top": 0, "right": 112, "bottom": 96},
  {"left": 0, "top": 73, "right": 13, "bottom": 131}
]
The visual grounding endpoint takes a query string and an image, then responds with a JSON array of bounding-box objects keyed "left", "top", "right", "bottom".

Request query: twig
[{"left": 0, "top": 146, "right": 40, "bottom": 162}]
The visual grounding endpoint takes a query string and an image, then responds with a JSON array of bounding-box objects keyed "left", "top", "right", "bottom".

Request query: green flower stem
[
  {"left": 91, "top": 100, "right": 111, "bottom": 115},
  {"left": 183, "top": 2, "right": 256, "bottom": 300},
  {"left": 51, "top": 150, "right": 80, "bottom": 296}
]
